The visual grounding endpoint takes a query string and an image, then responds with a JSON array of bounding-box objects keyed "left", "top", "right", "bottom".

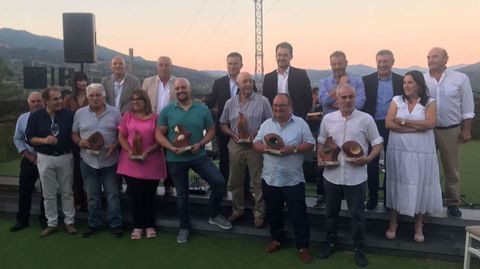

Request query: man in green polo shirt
[{"left": 156, "top": 77, "right": 232, "bottom": 244}]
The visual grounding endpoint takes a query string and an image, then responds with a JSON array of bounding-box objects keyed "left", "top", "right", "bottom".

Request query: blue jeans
[
  {"left": 168, "top": 155, "right": 225, "bottom": 229},
  {"left": 80, "top": 160, "right": 123, "bottom": 229}
]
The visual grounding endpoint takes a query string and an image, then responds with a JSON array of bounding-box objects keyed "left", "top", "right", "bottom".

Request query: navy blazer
[
  {"left": 262, "top": 66, "right": 312, "bottom": 119},
  {"left": 362, "top": 71, "right": 404, "bottom": 118}
]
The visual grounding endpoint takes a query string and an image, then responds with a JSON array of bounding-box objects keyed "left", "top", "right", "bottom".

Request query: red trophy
[
  {"left": 342, "top": 140, "right": 364, "bottom": 162},
  {"left": 86, "top": 131, "right": 104, "bottom": 155},
  {"left": 130, "top": 130, "right": 144, "bottom": 160},
  {"left": 263, "top": 133, "right": 285, "bottom": 155},
  {"left": 319, "top": 136, "right": 340, "bottom": 166},
  {"left": 172, "top": 125, "right": 192, "bottom": 154},
  {"left": 237, "top": 112, "right": 251, "bottom": 143}
]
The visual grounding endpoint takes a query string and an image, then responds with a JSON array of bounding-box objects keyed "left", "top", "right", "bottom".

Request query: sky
[{"left": 2, "top": 0, "right": 479, "bottom": 72}]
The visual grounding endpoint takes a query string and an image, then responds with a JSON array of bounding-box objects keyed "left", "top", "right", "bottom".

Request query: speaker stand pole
[{"left": 80, "top": 62, "right": 84, "bottom": 72}]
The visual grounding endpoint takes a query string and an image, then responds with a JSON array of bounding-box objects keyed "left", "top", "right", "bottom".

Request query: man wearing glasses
[{"left": 25, "top": 87, "right": 77, "bottom": 237}]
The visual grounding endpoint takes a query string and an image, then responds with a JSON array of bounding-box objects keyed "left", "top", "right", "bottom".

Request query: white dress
[{"left": 386, "top": 96, "right": 442, "bottom": 217}]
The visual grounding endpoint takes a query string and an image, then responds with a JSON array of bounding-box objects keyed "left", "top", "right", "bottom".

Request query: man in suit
[
  {"left": 102, "top": 55, "right": 141, "bottom": 114},
  {"left": 263, "top": 42, "right": 312, "bottom": 119},
  {"left": 142, "top": 56, "right": 176, "bottom": 195},
  {"left": 362, "top": 50, "right": 403, "bottom": 210},
  {"left": 206, "top": 52, "right": 256, "bottom": 197}
]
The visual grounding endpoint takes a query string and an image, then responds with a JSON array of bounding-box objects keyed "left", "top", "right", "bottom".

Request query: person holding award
[{"left": 117, "top": 89, "right": 167, "bottom": 240}]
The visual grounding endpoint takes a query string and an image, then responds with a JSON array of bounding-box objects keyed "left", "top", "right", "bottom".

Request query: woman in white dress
[{"left": 385, "top": 70, "right": 442, "bottom": 243}]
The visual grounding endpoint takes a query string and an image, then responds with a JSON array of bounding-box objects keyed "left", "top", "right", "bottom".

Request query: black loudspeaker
[
  {"left": 63, "top": 13, "right": 96, "bottom": 63},
  {"left": 23, "top": 67, "right": 47, "bottom": 89}
]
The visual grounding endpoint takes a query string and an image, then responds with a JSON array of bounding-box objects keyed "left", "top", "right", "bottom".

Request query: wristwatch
[
  {"left": 400, "top": 119, "right": 406, "bottom": 126},
  {"left": 293, "top": 145, "right": 298, "bottom": 154}
]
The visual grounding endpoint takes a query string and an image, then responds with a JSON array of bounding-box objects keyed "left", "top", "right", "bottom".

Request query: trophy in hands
[
  {"left": 318, "top": 136, "right": 340, "bottom": 166},
  {"left": 263, "top": 133, "right": 285, "bottom": 155},
  {"left": 128, "top": 130, "right": 144, "bottom": 160},
  {"left": 86, "top": 131, "right": 104, "bottom": 155},
  {"left": 341, "top": 140, "right": 364, "bottom": 162},
  {"left": 237, "top": 112, "right": 251, "bottom": 143},
  {"left": 172, "top": 125, "right": 192, "bottom": 154}
]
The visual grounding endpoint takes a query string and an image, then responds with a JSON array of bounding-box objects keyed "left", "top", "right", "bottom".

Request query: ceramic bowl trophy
[
  {"left": 237, "top": 112, "right": 251, "bottom": 143},
  {"left": 341, "top": 140, "right": 364, "bottom": 162},
  {"left": 318, "top": 136, "right": 340, "bottom": 166},
  {"left": 86, "top": 131, "right": 104, "bottom": 155},
  {"left": 263, "top": 133, "right": 285, "bottom": 155},
  {"left": 130, "top": 130, "right": 145, "bottom": 160},
  {"left": 172, "top": 125, "right": 192, "bottom": 154}
]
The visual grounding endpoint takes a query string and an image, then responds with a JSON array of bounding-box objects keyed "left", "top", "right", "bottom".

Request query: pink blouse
[{"left": 117, "top": 112, "right": 167, "bottom": 180}]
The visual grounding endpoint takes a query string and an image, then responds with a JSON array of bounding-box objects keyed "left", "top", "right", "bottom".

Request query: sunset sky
[{"left": 2, "top": 0, "right": 479, "bottom": 72}]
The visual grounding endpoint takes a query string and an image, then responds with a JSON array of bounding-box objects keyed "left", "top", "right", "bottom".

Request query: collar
[
  {"left": 377, "top": 72, "right": 393, "bottom": 81},
  {"left": 277, "top": 66, "right": 290, "bottom": 76}
]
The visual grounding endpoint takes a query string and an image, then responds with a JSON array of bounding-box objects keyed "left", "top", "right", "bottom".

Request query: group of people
[{"left": 9, "top": 42, "right": 474, "bottom": 267}]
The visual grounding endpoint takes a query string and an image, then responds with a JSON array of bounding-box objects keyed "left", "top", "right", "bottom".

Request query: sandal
[
  {"left": 130, "top": 228, "right": 143, "bottom": 240},
  {"left": 146, "top": 228, "right": 157, "bottom": 239}
]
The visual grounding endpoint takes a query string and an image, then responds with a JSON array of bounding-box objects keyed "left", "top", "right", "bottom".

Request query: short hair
[
  {"left": 129, "top": 89, "right": 153, "bottom": 115},
  {"left": 227, "top": 52, "right": 242, "bottom": 62},
  {"left": 28, "top": 91, "right": 41, "bottom": 101},
  {"left": 376, "top": 49, "right": 394, "bottom": 58},
  {"left": 42, "top": 87, "right": 61, "bottom": 101},
  {"left": 274, "top": 93, "right": 291, "bottom": 106},
  {"left": 336, "top": 84, "right": 356, "bottom": 98},
  {"left": 431, "top": 47, "right": 449, "bottom": 58},
  {"left": 86, "top": 83, "right": 106, "bottom": 97},
  {"left": 158, "top": 56, "right": 172, "bottom": 65},
  {"left": 275, "top": 42, "right": 293, "bottom": 55},
  {"left": 174, "top": 77, "right": 191, "bottom": 88},
  {"left": 330, "top": 50, "right": 347, "bottom": 60}
]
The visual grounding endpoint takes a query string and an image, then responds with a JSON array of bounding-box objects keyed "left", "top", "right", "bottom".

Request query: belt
[
  {"left": 435, "top": 123, "right": 460, "bottom": 130},
  {"left": 39, "top": 151, "right": 71, "bottom": 156}
]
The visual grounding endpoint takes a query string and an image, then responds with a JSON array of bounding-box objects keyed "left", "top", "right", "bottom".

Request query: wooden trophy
[
  {"left": 263, "top": 133, "right": 285, "bottom": 155},
  {"left": 86, "top": 131, "right": 104, "bottom": 155},
  {"left": 237, "top": 112, "right": 251, "bottom": 143},
  {"left": 172, "top": 125, "right": 192, "bottom": 154},
  {"left": 341, "top": 140, "right": 364, "bottom": 162},
  {"left": 319, "top": 136, "right": 340, "bottom": 166},
  {"left": 130, "top": 130, "right": 144, "bottom": 160}
]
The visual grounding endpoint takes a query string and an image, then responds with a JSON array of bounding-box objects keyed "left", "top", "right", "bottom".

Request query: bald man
[
  {"left": 317, "top": 85, "right": 383, "bottom": 267},
  {"left": 102, "top": 55, "right": 141, "bottom": 114},
  {"left": 10, "top": 92, "right": 47, "bottom": 232},
  {"left": 423, "top": 47, "right": 475, "bottom": 218}
]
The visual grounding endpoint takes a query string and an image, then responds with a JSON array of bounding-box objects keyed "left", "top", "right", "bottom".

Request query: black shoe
[
  {"left": 447, "top": 205, "right": 462, "bottom": 218},
  {"left": 314, "top": 196, "right": 326, "bottom": 209},
  {"left": 111, "top": 226, "right": 124, "bottom": 238},
  {"left": 354, "top": 248, "right": 368, "bottom": 267},
  {"left": 38, "top": 216, "right": 48, "bottom": 229},
  {"left": 365, "top": 197, "right": 378, "bottom": 210},
  {"left": 9, "top": 222, "right": 29, "bottom": 232},
  {"left": 83, "top": 227, "right": 98, "bottom": 238},
  {"left": 317, "top": 243, "right": 336, "bottom": 259}
]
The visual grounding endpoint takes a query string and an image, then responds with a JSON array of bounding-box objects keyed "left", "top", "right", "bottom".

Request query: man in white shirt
[
  {"left": 423, "top": 47, "right": 475, "bottom": 218},
  {"left": 316, "top": 84, "right": 383, "bottom": 267}
]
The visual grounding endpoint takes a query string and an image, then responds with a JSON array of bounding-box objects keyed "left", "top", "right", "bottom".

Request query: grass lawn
[{"left": 0, "top": 218, "right": 473, "bottom": 269}]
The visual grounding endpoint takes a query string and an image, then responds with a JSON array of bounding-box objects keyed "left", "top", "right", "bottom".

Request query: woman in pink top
[{"left": 117, "top": 89, "right": 167, "bottom": 240}]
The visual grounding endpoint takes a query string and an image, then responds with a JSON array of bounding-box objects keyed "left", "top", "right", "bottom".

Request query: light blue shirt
[
  {"left": 13, "top": 112, "right": 35, "bottom": 154},
  {"left": 318, "top": 74, "right": 366, "bottom": 115},
  {"left": 375, "top": 75, "right": 394, "bottom": 120},
  {"left": 253, "top": 115, "right": 315, "bottom": 187}
]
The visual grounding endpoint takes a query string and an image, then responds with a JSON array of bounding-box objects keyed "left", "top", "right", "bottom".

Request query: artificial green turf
[{"left": 0, "top": 219, "right": 473, "bottom": 269}]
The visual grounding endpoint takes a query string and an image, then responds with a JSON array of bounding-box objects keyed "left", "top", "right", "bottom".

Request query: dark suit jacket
[
  {"left": 262, "top": 66, "right": 312, "bottom": 119},
  {"left": 362, "top": 72, "right": 404, "bottom": 118},
  {"left": 102, "top": 73, "right": 141, "bottom": 114}
]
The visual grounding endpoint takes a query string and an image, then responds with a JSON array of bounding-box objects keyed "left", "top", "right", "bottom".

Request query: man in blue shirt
[
  {"left": 319, "top": 51, "right": 366, "bottom": 115},
  {"left": 10, "top": 92, "right": 47, "bottom": 232},
  {"left": 362, "top": 50, "right": 403, "bottom": 210}
]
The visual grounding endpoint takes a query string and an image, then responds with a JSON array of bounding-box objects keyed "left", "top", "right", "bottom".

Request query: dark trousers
[
  {"left": 367, "top": 120, "right": 389, "bottom": 201},
  {"left": 262, "top": 180, "right": 310, "bottom": 249},
  {"left": 217, "top": 134, "right": 251, "bottom": 193},
  {"left": 316, "top": 167, "right": 325, "bottom": 196},
  {"left": 324, "top": 180, "right": 366, "bottom": 248},
  {"left": 72, "top": 145, "right": 86, "bottom": 207},
  {"left": 168, "top": 155, "right": 225, "bottom": 229},
  {"left": 17, "top": 157, "right": 45, "bottom": 224},
  {"left": 163, "top": 166, "right": 174, "bottom": 189},
  {"left": 125, "top": 176, "right": 159, "bottom": 229}
]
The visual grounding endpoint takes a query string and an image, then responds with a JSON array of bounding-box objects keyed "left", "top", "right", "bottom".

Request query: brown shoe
[
  {"left": 254, "top": 216, "right": 264, "bottom": 228},
  {"left": 228, "top": 213, "right": 243, "bottom": 223},
  {"left": 299, "top": 248, "right": 313, "bottom": 263},
  {"left": 265, "top": 240, "right": 282, "bottom": 253},
  {"left": 40, "top": 226, "right": 57, "bottom": 237},
  {"left": 65, "top": 224, "right": 78, "bottom": 235}
]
